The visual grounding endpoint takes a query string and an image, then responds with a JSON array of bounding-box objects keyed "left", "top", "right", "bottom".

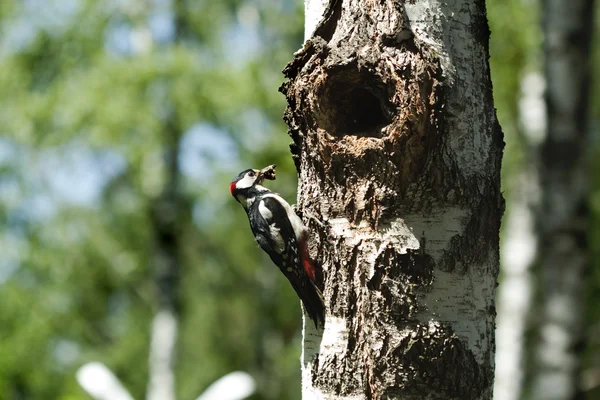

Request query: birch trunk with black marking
[
  {"left": 146, "top": 3, "right": 187, "bottom": 399},
  {"left": 147, "top": 120, "right": 181, "bottom": 400},
  {"left": 281, "top": 0, "right": 503, "bottom": 398},
  {"left": 531, "top": 1, "right": 594, "bottom": 399}
]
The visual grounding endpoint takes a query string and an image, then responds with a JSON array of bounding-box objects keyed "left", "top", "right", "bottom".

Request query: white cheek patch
[{"left": 235, "top": 174, "right": 256, "bottom": 190}]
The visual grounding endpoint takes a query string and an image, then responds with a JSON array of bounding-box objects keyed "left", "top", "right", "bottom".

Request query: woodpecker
[{"left": 230, "top": 164, "right": 324, "bottom": 326}]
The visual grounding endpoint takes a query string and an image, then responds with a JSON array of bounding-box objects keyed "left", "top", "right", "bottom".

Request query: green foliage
[
  {"left": 0, "top": 0, "right": 303, "bottom": 399},
  {"left": 487, "top": 0, "right": 541, "bottom": 191}
]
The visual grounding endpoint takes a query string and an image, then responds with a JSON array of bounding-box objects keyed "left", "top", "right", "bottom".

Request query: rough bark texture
[
  {"left": 281, "top": 0, "right": 503, "bottom": 399},
  {"left": 531, "top": 1, "right": 594, "bottom": 399}
]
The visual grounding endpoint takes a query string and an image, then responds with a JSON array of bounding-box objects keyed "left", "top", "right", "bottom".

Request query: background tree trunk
[
  {"left": 493, "top": 71, "right": 545, "bottom": 400},
  {"left": 146, "top": 2, "right": 186, "bottom": 399},
  {"left": 530, "top": 1, "right": 594, "bottom": 399},
  {"left": 282, "top": 0, "right": 503, "bottom": 398},
  {"left": 147, "top": 120, "right": 181, "bottom": 400}
]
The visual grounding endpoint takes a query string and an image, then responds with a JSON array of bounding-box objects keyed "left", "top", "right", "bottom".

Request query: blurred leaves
[
  {"left": 487, "top": 0, "right": 541, "bottom": 190},
  {"left": 1, "top": 0, "right": 302, "bottom": 399}
]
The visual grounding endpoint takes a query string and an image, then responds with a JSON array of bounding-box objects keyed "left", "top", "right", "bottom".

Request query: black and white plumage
[{"left": 230, "top": 165, "right": 324, "bottom": 326}]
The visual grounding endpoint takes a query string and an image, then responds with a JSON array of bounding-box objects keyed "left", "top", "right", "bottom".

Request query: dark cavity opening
[
  {"left": 335, "top": 86, "right": 386, "bottom": 134},
  {"left": 314, "top": 70, "right": 393, "bottom": 138}
]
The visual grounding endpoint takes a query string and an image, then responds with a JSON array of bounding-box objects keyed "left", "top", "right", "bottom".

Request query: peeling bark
[
  {"left": 531, "top": 1, "right": 594, "bottom": 399},
  {"left": 281, "top": 0, "right": 503, "bottom": 399}
]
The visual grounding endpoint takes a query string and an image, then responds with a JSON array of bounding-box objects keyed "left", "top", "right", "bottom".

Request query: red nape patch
[
  {"left": 229, "top": 182, "right": 236, "bottom": 195},
  {"left": 300, "top": 240, "right": 316, "bottom": 282}
]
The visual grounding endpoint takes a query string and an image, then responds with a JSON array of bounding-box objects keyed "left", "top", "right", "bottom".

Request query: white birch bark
[
  {"left": 531, "top": 1, "right": 594, "bottom": 399},
  {"left": 286, "top": 0, "right": 503, "bottom": 398},
  {"left": 304, "top": 0, "right": 329, "bottom": 41},
  {"left": 147, "top": 309, "right": 178, "bottom": 400}
]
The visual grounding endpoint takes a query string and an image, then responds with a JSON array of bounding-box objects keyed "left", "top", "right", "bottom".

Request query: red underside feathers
[{"left": 300, "top": 240, "right": 316, "bottom": 282}]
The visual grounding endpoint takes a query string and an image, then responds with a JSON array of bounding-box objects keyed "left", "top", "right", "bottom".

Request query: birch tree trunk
[
  {"left": 146, "top": 3, "right": 187, "bottom": 399},
  {"left": 281, "top": 0, "right": 504, "bottom": 398},
  {"left": 493, "top": 72, "right": 545, "bottom": 400},
  {"left": 530, "top": 1, "right": 594, "bottom": 399},
  {"left": 147, "top": 119, "right": 181, "bottom": 400}
]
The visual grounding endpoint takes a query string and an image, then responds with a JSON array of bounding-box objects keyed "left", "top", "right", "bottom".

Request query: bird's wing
[{"left": 252, "top": 196, "right": 324, "bottom": 325}]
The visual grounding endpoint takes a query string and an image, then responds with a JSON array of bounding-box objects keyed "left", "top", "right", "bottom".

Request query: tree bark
[
  {"left": 531, "top": 1, "right": 594, "bottom": 399},
  {"left": 281, "top": 0, "right": 503, "bottom": 399}
]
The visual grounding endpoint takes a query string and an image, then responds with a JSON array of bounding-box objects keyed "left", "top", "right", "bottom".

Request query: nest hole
[{"left": 314, "top": 71, "right": 393, "bottom": 137}]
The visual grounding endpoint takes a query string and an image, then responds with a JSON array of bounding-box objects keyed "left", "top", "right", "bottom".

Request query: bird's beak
[{"left": 258, "top": 164, "right": 277, "bottom": 182}]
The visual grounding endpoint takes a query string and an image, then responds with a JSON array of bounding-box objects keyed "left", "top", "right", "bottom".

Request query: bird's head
[{"left": 230, "top": 164, "right": 276, "bottom": 206}]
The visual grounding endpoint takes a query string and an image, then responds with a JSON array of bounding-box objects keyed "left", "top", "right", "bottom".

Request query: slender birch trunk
[
  {"left": 494, "top": 72, "right": 545, "bottom": 400},
  {"left": 282, "top": 0, "right": 504, "bottom": 398},
  {"left": 147, "top": 119, "right": 182, "bottom": 400},
  {"left": 531, "top": 1, "right": 594, "bottom": 399},
  {"left": 146, "top": 2, "right": 187, "bottom": 398}
]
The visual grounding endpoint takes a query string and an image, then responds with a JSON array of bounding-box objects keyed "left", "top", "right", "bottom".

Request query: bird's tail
[
  {"left": 297, "top": 240, "right": 324, "bottom": 327},
  {"left": 296, "top": 278, "right": 325, "bottom": 328}
]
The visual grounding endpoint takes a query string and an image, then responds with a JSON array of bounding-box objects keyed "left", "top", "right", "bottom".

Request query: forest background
[{"left": 0, "top": 0, "right": 598, "bottom": 399}]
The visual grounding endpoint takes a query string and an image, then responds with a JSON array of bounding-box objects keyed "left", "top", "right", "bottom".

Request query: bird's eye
[{"left": 248, "top": 171, "right": 255, "bottom": 177}]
